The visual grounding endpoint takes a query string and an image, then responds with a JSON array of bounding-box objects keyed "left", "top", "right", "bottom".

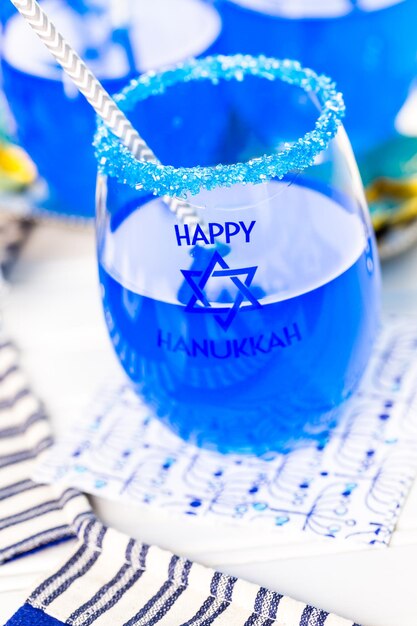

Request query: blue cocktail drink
[
  {"left": 95, "top": 56, "right": 381, "bottom": 454},
  {"left": 216, "top": 0, "right": 417, "bottom": 157},
  {"left": 1, "top": 0, "right": 221, "bottom": 217}
]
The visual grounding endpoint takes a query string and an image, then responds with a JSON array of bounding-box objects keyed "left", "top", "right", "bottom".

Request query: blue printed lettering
[
  {"left": 208, "top": 223, "right": 224, "bottom": 242},
  {"left": 174, "top": 221, "right": 256, "bottom": 246},
  {"left": 225, "top": 222, "right": 240, "bottom": 244},
  {"left": 240, "top": 220, "right": 256, "bottom": 243},
  {"left": 174, "top": 224, "right": 191, "bottom": 247},
  {"left": 173, "top": 337, "right": 191, "bottom": 356},
  {"left": 192, "top": 225, "right": 210, "bottom": 246},
  {"left": 158, "top": 324, "right": 302, "bottom": 359},
  {"left": 269, "top": 333, "right": 287, "bottom": 350},
  {"left": 233, "top": 339, "right": 250, "bottom": 357},
  {"left": 284, "top": 323, "right": 302, "bottom": 345},
  {"left": 250, "top": 335, "right": 269, "bottom": 355}
]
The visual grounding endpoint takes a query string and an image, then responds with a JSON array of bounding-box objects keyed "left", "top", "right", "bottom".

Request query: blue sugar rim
[{"left": 94, "top": 54, "right": 345, "bottom": 198}]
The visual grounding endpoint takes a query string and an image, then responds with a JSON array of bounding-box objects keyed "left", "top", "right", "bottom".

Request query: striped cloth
[
  {"left": 0, "top": 338, "right": 361, "bottom": 625},
  {"left": 0, "top": 215, "right": 32, "bottom": 276},
  {"left": 0, "top": 338, "right": 92, "bottom": 564},
  {"left": 6, "top": 517, "right": 360, "bottom": 626}
]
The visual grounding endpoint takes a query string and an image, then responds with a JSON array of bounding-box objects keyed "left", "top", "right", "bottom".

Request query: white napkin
[{"left": 34, "top": 317, "right": 417, "bottom": 562}]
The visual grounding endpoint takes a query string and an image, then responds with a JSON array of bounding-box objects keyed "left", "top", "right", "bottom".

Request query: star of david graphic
[{"left": 181, "top": 250, "right": 262, "bottom": 331}]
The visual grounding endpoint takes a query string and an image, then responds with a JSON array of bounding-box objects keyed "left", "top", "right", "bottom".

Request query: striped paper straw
[{"left": 9, "top": 0, "right": 204, "bottom": 231}]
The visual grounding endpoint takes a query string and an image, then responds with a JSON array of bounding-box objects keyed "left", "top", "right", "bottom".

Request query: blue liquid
[
  {"left": 216, "top": 0, "right": 417, "bottom": 156},
  {"left": 1, "top": 0, "right": 221, "bottom": 218},
  {"left": 98, "top": 188, "right": 380, "bottom": 454}
]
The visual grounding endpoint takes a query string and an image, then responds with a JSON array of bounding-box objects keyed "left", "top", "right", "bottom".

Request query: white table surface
[{"left": 1, "top": 222, "right": 417, "bottom": 626}]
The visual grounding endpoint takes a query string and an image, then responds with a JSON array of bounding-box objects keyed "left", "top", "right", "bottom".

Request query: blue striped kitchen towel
[
  {"left": 0, "top": 337, "right": 361, "bottom": 625},
  {"left": 0, "top": 338, "right": 91, "bottom": 564},
  {"left": 6, "top": 516, "right": 361, "bottom": 626}
]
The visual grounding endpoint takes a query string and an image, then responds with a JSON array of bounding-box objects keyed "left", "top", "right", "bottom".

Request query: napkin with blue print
[{"left": 0, "top": 336, "right": 360, "bottom": 625}]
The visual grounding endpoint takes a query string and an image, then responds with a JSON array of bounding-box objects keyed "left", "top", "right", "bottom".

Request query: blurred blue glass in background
[
  {"left": 0, "top": 0, "right": 222, "bottom": 218},
  {"left": 1, "top": 0, "right": 416, "bottom": 219},
  {"left": 215, "top": 0, "right": 417, "bottom": 158}
]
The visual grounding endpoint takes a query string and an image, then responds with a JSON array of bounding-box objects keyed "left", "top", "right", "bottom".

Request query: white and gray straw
[{"left": 9, "top": 0, "right": 204, "bottom": 231}]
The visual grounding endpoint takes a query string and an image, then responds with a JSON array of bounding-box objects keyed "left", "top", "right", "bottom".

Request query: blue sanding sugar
[{"left": 94, "top": 54, "right": 345, "bottom": 198}]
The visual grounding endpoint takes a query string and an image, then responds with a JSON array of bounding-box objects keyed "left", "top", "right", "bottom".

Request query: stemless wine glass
[{"left": 94, "top": 55, "right": 381, "bottom": 455}]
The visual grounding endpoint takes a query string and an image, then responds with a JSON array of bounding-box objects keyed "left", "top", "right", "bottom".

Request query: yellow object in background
[
  {"left": 0, "top": 142, "right": 37, "bottom": 192},
  {"left": 367, "top": 176, "right": 417, "bottom": 234},
  {"left": 388, "top": 197, "right": 417, "bottom": 227},
  {"left": 367, "top": 177, "right": 417, "bottom": 203}
]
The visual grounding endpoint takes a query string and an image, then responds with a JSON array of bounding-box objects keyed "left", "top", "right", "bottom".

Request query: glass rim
[{"left": 94, "top": 54, "right": 345, "bottom": 198}]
